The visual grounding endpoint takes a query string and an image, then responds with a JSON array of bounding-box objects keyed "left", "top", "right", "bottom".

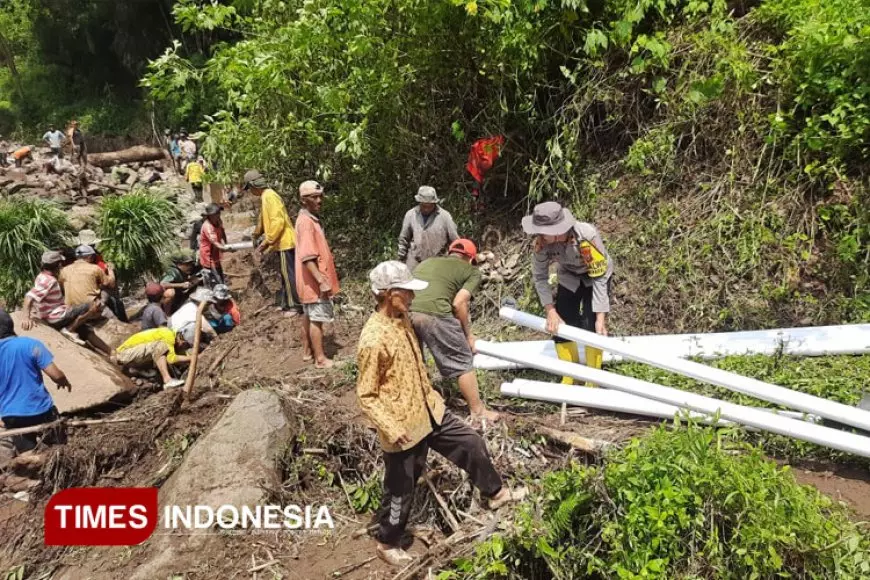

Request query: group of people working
[
  {"left": 354, "top": 191, "right": 613, "bottom": 564},
  {"left": 2, "top": 152, "right": 613, "bottom": 563},
  {"left": 1, "top": 121, "right": 86, "bottom": 169}
]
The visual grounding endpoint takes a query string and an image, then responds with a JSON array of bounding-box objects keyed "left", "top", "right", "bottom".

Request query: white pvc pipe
[
  {"left": 477, "top": 340, "right": 870, "bottom": 458},
  {"left": 504, "top": 379, "right": 821, "bottom": 424},
  {"left": 474, "top": 322, "right": 870, "bottom": 370},
  {"left": 500, "top": 307, "right": 870, "bottom": 433},
  {"left": 502, "top": 380, "right": 731, "bottom": 424}
]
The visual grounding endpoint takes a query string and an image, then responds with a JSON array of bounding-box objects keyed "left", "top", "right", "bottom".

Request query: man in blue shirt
[{"left": 0, "top": 308, "right": 71, "bottom": 463}]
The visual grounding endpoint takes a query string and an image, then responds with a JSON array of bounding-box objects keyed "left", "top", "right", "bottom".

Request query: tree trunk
[
  {"left": 0, "top": 30, "right": 23, "bottom": 99},
  {"left": 87, "top": 146, "right": 169, "bottom": 168}
]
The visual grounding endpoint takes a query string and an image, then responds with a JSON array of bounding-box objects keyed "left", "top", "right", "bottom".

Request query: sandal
[
  {"left": 377, "top": 545, "right": 414, "bottom": 567},
  {"left": 488, "top": 486, "right": 528, "bottom": 510}
]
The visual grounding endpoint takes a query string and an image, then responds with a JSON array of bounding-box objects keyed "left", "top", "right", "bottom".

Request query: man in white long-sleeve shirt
[{"left": 397, "top": 186, "right": 459, "bottom": 271}]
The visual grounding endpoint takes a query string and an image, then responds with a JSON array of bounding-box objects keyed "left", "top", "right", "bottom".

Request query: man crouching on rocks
[{"left": 356, "top": 261, "right": 525, "bottom": 566}]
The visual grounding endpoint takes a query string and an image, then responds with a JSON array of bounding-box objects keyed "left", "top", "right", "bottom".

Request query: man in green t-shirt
[{"left": 411, "top": 239, "right": 499, "bottom": 423}]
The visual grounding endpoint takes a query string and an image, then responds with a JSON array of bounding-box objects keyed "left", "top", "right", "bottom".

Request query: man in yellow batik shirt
[
  {"left": 244, "top": 170, "right": 301, "bottom": 317},
  {"left": 356, "top": 261, "right": 526, "bottom": 566}
]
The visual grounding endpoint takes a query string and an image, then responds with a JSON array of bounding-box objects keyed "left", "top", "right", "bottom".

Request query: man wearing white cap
[
  {"left": 295, "top": 180, "right": 340, "bottom": 368},
  {"left": 59, "top": 244, "right": 114, "bottom": 309},
  {"left": 357, "top": 261, "right": 524, "bottom": 566},
  {"left": 397, "top": 186, "right": 459, "bottom": 271}
]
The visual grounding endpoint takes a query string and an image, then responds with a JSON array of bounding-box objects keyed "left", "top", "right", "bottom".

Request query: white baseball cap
[{"left": 369, "top": 261, "right": 428, "bottom": 294}]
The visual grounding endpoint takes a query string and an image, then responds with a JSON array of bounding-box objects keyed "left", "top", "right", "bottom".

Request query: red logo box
[{"left": 44, "top": 487, "right": 158, "bottom": 546}]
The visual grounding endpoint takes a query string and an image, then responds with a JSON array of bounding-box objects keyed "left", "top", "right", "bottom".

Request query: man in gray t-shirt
[{"left": 141, "top": 283, "right": 168, "bottom": 330}]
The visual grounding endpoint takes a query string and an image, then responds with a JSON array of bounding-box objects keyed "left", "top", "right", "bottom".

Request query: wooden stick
[
  {"left": 247, "top": 559, "right": 278, "bottom": 573},
  {"left": 207, "top": 344, "right": 237, "bottom": 375},
  {"left": 331, "top": 555, "right": 377, "bottom": 577},
  {"left": 538, "top": 426, "right": 612, "bottom": 454},
  {"left": 424, "top": 476, "right": 461, "bottom": 533},
  {"left": 183, "top": 300, "right": 209, "bottom": 399},
  {"left": 0, "top": 418, "right": 133, "bottom": 439}
]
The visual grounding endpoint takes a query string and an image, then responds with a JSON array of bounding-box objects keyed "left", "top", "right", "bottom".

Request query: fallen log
[{"left": 87, "top": 146, "right": 167, "bottom": 169}]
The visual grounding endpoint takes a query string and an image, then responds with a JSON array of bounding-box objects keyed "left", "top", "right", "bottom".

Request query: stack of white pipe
[
  {"left": 476, "top": 308, "right": 870, "bottom": 458},
  {"left": 474, "top": 323, "right": 870, "bottom": 370}
]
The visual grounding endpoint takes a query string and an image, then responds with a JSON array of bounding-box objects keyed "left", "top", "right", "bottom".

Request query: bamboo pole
[
  {"left": 0, "top": 418, "right": 134, "bottom": 439},
  {"left": 183, "top": 301, "right": 209, "bottom": 399}
]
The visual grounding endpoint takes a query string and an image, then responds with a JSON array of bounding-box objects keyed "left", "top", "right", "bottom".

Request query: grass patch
[{"left": 443, "top": 425, "right": 870, "bottom": 579}]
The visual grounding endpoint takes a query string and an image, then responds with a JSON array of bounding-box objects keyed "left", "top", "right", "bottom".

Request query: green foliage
[
  {"left": 0, "top": 199, "right": 73, "bottom": 309},
  {"left": 346, "top": 475, "right": 382, "bottom": 514},
  {"left": 756, "top": 0, "right": 870, "bottom": 167},
  {"left": 96, "top": 191, "right": 182, "bottom": 286},
  {"left": 450, "top": 426, "right": 870, "bottom": 579}
]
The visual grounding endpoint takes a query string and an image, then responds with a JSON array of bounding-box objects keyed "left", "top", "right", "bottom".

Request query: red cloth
[
  {"left": 466, "top": 136, "right": 504, "bottom": 183},
  {"left": 95, "top": 254, "right": 108, "bottom": 274},
  {"left": 217, "top": 300, "right": 241, "bottom": 325}
]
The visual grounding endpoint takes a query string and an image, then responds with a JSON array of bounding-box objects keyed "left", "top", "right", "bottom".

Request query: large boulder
[
  {"left": 9, "top": 311, "right": 135, "bottom": 414},
  {"left": 91, "top": 318, "right": 138, "bottom": 350},
  {"left": 127, "top": 390, "right": 291, "bottom": 580}
]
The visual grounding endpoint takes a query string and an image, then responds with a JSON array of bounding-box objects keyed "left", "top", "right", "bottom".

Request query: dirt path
[{"left": 793, "top": 464, "right": 870, "bottom": 519}]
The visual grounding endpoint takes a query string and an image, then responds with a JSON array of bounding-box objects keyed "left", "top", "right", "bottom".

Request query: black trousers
[
  {"left": 377, "top": 411, "right": 503, "bottom": 546},
  {"left": 554, "top": 284, "right": 595, "bottom": 343},
  {"left": 278, "top": 248, "right": 302, "bottom": 312},
  {"left": 1, "top": 406, "right": 64, "bottom": 455}
]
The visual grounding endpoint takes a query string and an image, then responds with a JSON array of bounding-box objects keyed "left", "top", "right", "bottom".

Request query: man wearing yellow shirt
[
  {"left": 114, "top": 326, "right": 195, "bottom": 389},
  {"left": 185, "top": 157, "right": 206, "bottom": 201},
  {"left": 244, "top": 169, "right": 302, "bottom": 317}
]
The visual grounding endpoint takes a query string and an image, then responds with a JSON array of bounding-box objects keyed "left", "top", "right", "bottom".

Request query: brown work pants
[{"left": 377, "top": 411, "right": 502, "bottom": 546}]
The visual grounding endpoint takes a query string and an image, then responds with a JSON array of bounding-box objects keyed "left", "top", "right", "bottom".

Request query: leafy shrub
[
  {"left": 447, "top": 425, "right": 870, "bottom": 579},
  {"left": 96, "top": 191, "right": 182, "bottom": 287},
  {"left": 756, "top": 0, "right": 870, "bottom": 167},
  {"left": 0, "top": 199, "right": 73, "bottom": 308}
]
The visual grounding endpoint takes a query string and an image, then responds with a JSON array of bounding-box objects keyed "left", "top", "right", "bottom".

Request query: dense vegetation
[
  {"left": 2, "top": 1, "right": 867, "bottom": 331},
  {"left": 138, "top": 0, "right": 868, "bottom": 332},
  {"left": 96, "top": 191, "right": 183, "bottom": 288},
  {"left": 0, "top": 199, "right": 73, "bottom": 307},
  {"left": 444, "top": 425, "right": 870, "bottom": 579}
]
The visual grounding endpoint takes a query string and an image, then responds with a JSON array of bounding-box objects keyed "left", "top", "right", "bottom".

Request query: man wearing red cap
[{"left": 410, "top": 239, "right": 499, "bottom": 423}]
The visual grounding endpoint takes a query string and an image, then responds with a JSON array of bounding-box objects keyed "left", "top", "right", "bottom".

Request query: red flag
[{"left": 466, "top": 135, "right": 504, "bottom": 184}]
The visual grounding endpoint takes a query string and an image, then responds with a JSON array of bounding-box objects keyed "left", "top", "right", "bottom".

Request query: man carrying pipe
[
  {"left": 521, "top": 201, "right": 613, "bottom": 385},
  {"left": 410, "top": 239, "right": 499, "bottom": 423}
]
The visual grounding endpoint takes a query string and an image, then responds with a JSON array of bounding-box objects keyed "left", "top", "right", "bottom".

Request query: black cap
[
  {"left": 0, "top": 308, "right": 15, "bottom": 339},
  {"left": 202, "top": 203, "right": 222, "bottom": 216}
]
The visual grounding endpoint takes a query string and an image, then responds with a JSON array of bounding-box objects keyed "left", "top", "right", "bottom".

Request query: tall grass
[
  {"left": 97, "top": 191, "right": 182, "bottom": 287},
  {"left": 0, "top": 199, "right": 74, "bottom": 308}
]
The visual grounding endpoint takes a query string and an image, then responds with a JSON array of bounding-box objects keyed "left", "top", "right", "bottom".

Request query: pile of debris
[{"left": 0, "top": 144, "right": 174, "bottom": 210}]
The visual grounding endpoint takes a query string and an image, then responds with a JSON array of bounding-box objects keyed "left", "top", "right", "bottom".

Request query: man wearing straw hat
[
  {"left": 521, "top": 201, "right": 614, "bottom": 384},
  {"left": 397, "top": 186, "right": 459, "bottom": 271}
]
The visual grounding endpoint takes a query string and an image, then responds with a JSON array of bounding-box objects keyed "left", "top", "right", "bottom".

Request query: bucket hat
[
  {"left": 414, "top": 186, "right": 440, "bottom": 204},
  {"left": 521, "top": 201, "right": 576, "bottom": 236}
]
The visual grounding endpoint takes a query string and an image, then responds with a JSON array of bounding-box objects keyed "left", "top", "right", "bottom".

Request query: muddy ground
[{"left": 1, "top": 227, "right": 869, "bottom": 580}]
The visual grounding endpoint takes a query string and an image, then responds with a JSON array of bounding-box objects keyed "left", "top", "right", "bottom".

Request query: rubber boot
[
  {"left": 554, "top": 342, "right": 580, "bottom": 385},
  {"left": 585, "top": 346, "right": 603, "bottom": 388}
]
